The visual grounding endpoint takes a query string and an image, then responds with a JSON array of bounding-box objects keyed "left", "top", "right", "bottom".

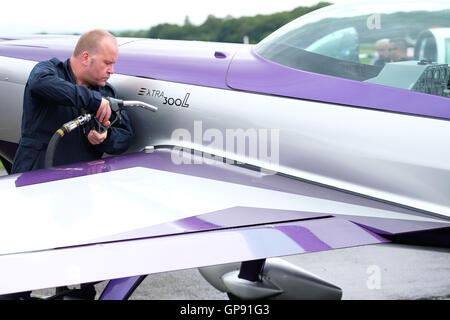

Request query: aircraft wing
[{"left": 1, "top": 148, "right": 448, "bottom": 295}]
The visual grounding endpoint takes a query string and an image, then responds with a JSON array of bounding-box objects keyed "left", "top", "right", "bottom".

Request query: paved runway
[
  {"left": 124, "top": 243, "right": 450, "bottom": 300},
  {"left": 1, "top": 168, "right": 449, "bottom": 300}
]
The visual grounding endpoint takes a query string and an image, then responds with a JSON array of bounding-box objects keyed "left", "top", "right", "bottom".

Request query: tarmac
[
  {"left": 1, "top": 168, "right": 449, "bottom": 300},
  {"left": 123, "top": 243, "right": 450, "bottom": 300}
]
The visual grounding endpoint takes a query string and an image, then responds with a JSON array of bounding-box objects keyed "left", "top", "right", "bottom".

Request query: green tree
[{"left": 116, "top": 2, "right": 333, "bottom": 43}]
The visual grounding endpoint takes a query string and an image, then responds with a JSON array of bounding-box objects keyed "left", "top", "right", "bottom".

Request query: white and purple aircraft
[{"left": 0, "top": 0, "right": 449, "bottom": 299}]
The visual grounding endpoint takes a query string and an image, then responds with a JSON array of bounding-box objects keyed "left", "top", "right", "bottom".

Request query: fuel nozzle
[
  {"left": 121, "top": 100, "right": 158, "bottom": 112},
  {"left": 94, "top": 97, "right": 158, "bottom": 133},
  {"left": 94, "top": 97, "right": 122, "bottom": 134},
  {"left": 107, "top": 97, "right": 158, "bottom": 112}
]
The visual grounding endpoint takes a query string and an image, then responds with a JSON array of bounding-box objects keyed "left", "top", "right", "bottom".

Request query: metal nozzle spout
[{"left": 123, "top": 101, "right": 158, "bottom": 112}]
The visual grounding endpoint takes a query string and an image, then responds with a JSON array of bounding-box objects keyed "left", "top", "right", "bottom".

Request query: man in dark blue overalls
[
  {"left": 4, "top": 29, "right": 133, "bottom": 299},
  {"left": 11, "top": 29, "right": 133, "bottom": 174}
]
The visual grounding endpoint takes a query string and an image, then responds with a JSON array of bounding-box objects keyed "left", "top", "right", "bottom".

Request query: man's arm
[{"left": 28, "top": 61, "right": 102, "bottom": 114}]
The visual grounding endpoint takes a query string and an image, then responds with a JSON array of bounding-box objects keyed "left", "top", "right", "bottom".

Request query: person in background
[
  {"left": 389, "top": 38, "right": 410, "bottom": 62},
  {"left": 373, "top": 38, "right": 391, "bottom": 66}
]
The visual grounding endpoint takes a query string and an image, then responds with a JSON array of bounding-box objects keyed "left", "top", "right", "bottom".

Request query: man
[
  {"left": 5, "top": 29, "right": 133, "bottom": 299},
  {"left": 11, "top": 29, "right": 133, "bottom": 174},
  {"left": 388, "top": 38, "right": 410, "bottom": 62},
  {"left": 373, "top": 38, "right": 391, "bottom": 66}
]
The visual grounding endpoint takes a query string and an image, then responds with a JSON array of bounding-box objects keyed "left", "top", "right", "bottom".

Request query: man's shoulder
[
  {"left": 32, "top": 58, "right": 65, "bottom": 73},
  {"left": 36, "top": 57, "right": 63, "bottom": 67}
]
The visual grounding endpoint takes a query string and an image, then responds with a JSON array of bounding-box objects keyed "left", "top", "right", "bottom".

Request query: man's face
[
  {"left": 85, "top": 38, "right": 118, "bottom": 87},
  {"left": 376, "top": 42, "right": 389, "bottom": 59},
  {"left": 388, "top": 42, "right": 405, "bottom": 62}
]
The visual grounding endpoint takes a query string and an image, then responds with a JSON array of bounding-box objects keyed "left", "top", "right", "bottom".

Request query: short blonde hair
[{"left": 73, "top": 29, "right": 116, "bottom": 57}]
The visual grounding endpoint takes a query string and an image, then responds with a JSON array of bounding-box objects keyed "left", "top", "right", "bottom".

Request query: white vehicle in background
[{"left": 415, "top": 28, "right": 450, "bottom": 64}]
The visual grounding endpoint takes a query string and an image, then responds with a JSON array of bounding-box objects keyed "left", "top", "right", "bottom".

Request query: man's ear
[{"left": 81, "top": 51, "right": 90, "bottom": 66}]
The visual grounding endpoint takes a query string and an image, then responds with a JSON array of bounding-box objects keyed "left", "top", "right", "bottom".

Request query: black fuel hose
[
  {"left": 44, "top": 130, "right": 63, "bottom": 169},
  {"left": 44, "top": 114, "right": 92, "bottom": 168},
  {"left": 44, "top": 98, "right": 157, "bottom": 169}
]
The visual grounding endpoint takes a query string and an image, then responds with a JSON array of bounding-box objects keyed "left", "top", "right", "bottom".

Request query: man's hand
[
  {"left": 88, "top": 129, "right": 108, "bottom": 145},
  {"left": 96, "top": 98, "right": 111, "bottom": 127}
]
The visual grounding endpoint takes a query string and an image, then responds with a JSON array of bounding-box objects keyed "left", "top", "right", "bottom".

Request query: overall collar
[{"left": 64, "top": 58, "right": 78, "bottom": 85}]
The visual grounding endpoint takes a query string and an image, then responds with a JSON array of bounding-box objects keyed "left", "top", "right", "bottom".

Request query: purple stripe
[
  {"left": 275, "top": 225, "right": 332, "bottom": 252},
  {"left": 14, "top": 158, "right": 110, "bottom": 187},
  {"left": 227, "top": 49, "right": 450, "bottom": 120},
  {"left": 269, "top": 218, "right": 389, "bottom": 251},
  {"left": 275, "top": 218, "right": 389, "bottom": 250},
  {"left": 115, "top": 39, "right": 241, "bottom": 89},
  {"left": 88, "top": 206, "right": 329, "bottom": 244},
  {"left": 99, "top": 275, "right": 146, "bottom": 300},
  {"left": 175, "top": 216, "right": 221, "bottom": 231}
]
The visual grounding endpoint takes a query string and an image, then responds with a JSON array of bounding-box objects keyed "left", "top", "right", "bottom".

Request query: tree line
[{"left": 113, "top": 2, "right": 332, "bottom": 44}]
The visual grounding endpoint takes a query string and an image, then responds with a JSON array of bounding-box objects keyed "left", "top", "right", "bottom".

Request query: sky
[{"left": 0, "top": 0, "right": 352, "bottom": 35}]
